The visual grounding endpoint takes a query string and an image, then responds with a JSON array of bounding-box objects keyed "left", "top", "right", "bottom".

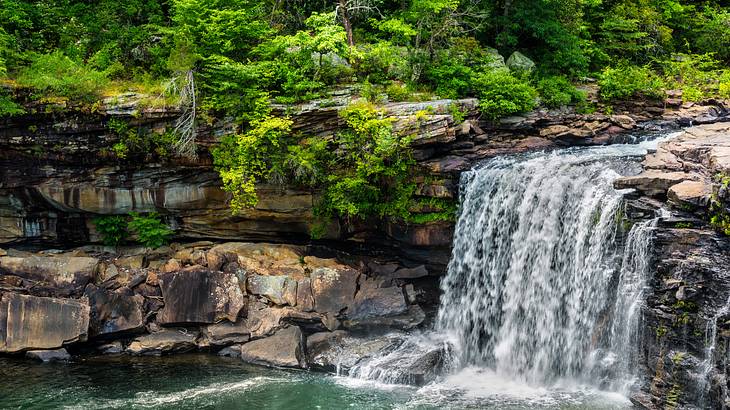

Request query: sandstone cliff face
[
  {"left": 2, "top": 92, "right": 726, "bottom": 271},
  {"left": 616, "top": 123, "right": 730, "bottom": 409}
]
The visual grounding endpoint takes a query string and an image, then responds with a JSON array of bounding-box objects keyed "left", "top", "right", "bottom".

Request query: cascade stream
[{"left": 345, "top": 138, "right": 670, "bottom": 401}]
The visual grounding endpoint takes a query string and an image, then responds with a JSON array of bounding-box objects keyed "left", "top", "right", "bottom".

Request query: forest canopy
[{"left": 2, "top": 0, "right": 730, "bottom": 226}]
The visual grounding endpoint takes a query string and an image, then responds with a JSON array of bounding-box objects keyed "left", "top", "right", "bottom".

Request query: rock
[
  {"left": 97, "top": 341, "right": 124, "bottom": 354},
  {"left": 0, "top": 256, "right": 98, "bottom": 297},
  {"left": 217, "top": 345, "right": 242, "bottom": 358},
  {"left": 392, "top": 265, "right": 429, "bottom": 280},
  {"left": 614, "top": 171, "right": 693, "bottom": 197},
  {"left": 349, "top": 280, "right": 408, "bottom": 320},
  {"left": 506, "top": 51, "right": 535, "bottom": 72},
  {"left": 239, "top": 326, "right": 306, "bottom": 369},
  {"left": 157, "top": 267, "right": 245, "bottom": 325},
  {"left": 0, "top": 292, "right": 90, "bottom": 352},
  {"left": 85, "top": 285, "right": 145, "bottom": 337},
  {"left": 485, "top": 47, "right": 506, "bottom": 69},
  {"left": 115, "top": 255, "right": 145, "bottom": 270},
  {"left": 203, "top": 320, "right": 251, "bottom": 346},
  {"left": 611, "top": 114, "right": 636, "bottom": 129},
  {"left": 311, "top": 267, "right": 360, "bottom": 316},
  {"left": 247, "top": 274, "right": 297, "bottom": 306},
  {"left": 667, "top": 180, "right": 713, "bottom": 208},
  {"left": 160, "top": 259, "right": 181, "bottom": 273},
  {"left": 126, "top": 329, "right": 198, "bottom": 355},
  {"left": 243, "top": 299, "right": 322, "bottom": 338},
  {"left": 306, "top": 330, "right": 350, "bottom": 371},
  {"left": 26, "top": 348, "right": 71, "bottom": 362},
  {"left": 344, "top": 305, "right": 426, "bottom": 331},
  {"left": 296, "top": 278, "right": 315, "bottom": 312},
  {"left": 404, "top": 284, "right": 418, "bottom": 304}
]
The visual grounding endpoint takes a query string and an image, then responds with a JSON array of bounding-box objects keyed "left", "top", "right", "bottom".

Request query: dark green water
[{"left": 0, "top": 354, "right": 633, "bottom": 409}]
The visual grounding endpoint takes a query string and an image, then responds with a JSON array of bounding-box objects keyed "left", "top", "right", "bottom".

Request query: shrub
[
  {"left": 598, "top": 65, "right": 665, "bottom": 101},
  {"left": 660, "top": 54, "right": 724, "bottom": 101},
  {"left": 16, "top": 51, "right": 110, "bottom": 100},
  {"left": 93, "top": 215, "right": 128, "bottom": 246},
  {"left": 128, "top": 212, "right": 173, "bottom": 248},
  {"left": 385, "top": 82, "right": 411, "bottom": 102},
  {"left": 473, "top": 70, "right": 537, "bottom": 120},
  {"left": 536, "top": 76, "right": 586, "bottom": 108}
]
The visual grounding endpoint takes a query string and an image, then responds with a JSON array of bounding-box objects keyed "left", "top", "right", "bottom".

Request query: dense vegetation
[{"left": 2, "top": 0, "right": 730, "bottom": 230}]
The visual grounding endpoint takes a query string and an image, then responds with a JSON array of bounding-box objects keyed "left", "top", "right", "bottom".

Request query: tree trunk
[{"left": 339, "top": 0, "right": 355, "bottom": 46}]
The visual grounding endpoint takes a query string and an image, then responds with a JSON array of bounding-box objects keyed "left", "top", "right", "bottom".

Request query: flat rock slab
[
  {"left": 668, "top": 180, "right": 713, "bottom": 208},
  {"left": 0, "top": 256, "right": 98, "bottom": 297},
  {"left": 614, "top": 171, "right": 693, "bottom": 197},
  {"left": 0, "top": 292, "right": 89, "bottom": 353},
  {"left": 85, "top": 285, "right": 145, "bottom": 337},
  {"left": 157, "top": 267, "right": 245, "bottom": 325},
  {"left": 26, "top": 348, "right": 70, "bottom": 362},
  {"left": 203, "top": 320, "right": 251, "bottom": 346},
  {"left": 126, "top": 329, "right": 198, "bottom": 356},
  {"left": 239, "top": 326, "right": 306, "bottom": 369}
]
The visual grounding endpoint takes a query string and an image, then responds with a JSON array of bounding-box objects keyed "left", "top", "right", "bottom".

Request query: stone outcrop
[
  {"left": 616, "top": 123, "right": 730, "bottom": 409},
  {"left": 0, "top": 256, "right": 98, "bottom": 297},
  {"left": 126, "top": 329, "right": 199, "bottom": 356},
  {"left": 0, "top": 292, "right": 89, "bottom": 352},
  {"left": 239, "top": 326, "right": 307, "bottom": 369},
  {"left": 85, "top": 285, "right": 145, "bottom": 337},
  {"left": 25, "top": 348, "right": 71, "bottom": 362}
]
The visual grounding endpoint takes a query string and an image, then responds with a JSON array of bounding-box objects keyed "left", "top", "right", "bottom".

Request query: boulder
[
  {"left": 0, "top": 256, "right": 98, "bottom": 297},
  {"left": 506, "top": 51, "right": 535, "bottom": 72},
  {"left": 349, "top": 280, "right": 408, "bottom": 320},
  {"left": 126, "top": 329, "right": 198, "bottom": 355},
  {"left": 485, "top": 47, "right": 506, "bottom": 69},
  {"left": 203, "top": 320, "right": 251, "bottom": 346},
  {"left": 311, "top": 267, "right": 360, "bottom": 316},
  {"left": 243, "top": 299, "right": 322, "bottom": 338},
  {"left": 157, "top": 267, "right": 245, "bottom": 325},
  {"left": 668, "top": 180, "right": 713, "bottom": 208},
  {"left": 344, "top": 305, "right": 426, "bottom": 331},
  {"left": 296, "top": 278, "right": 315, "bottom": 312},
  {"left": 218, "top": 345, "right": 242, "bottom": 358},
  {"left": 239, "top": 326, "right": 307, "bottom": 369},
  {"left": 0, "top": 292, "right": 90, "bottom": 352},
  {"left": 247, "top": 274, "right": 297, "bottom": 306},
  {"left": 26, "top": 348, "right": 71, "bottom": 362},
  {"left": 85, "top": 285, "right": 145, "bottom": 337}
]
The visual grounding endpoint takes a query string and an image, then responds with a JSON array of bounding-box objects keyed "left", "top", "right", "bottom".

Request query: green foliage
[
  {"left": 660, "top": 54, "right": 726, "bottom": 101},
  {"left": 127, "top": 212, "right": 173, "bottom": 248},
  {"left": 107, "top": 119, "right": 175, "bottom": 159},
  {"left": 536, "top": 76, "right": 585, "bottom": 108},
  {"left": 212, "top": 116, "right": 294, "bottom": 212},
  {"left": 692, "top": 7, "right": 730, "bottom": 63},
  {"left": 93, "top": 215, "right": 128, "bottom": 246},
  {"left": 16, "top": 52, "right": 109, "bottom": 101},
  {"left": 598, "top": 65, "right": 665, "bottom": 101},
  {"left": 474, "top": 70, "right": 537, "bottom": 120},
  {"left": 0, "top": 92, "right": 24, "bottom": 116}
]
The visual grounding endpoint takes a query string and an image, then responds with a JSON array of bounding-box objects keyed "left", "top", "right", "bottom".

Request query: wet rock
[
  {"left": 311, "top": 267, "right": 360, "bottom": 316},
  {"left": 157, "top": 267, "right": 245, "bottom": 325},
  {"left": 344, "top": 304, "right": 426, "bottom": 331},
  {"left": 203, "top": 320, "right": 251, "bottom": 346},
  {"left": 217, "top": 345, "right": 242, "bottom": 358},
  {"left": 306, "top": 330, "right": 349, "bottom": 372},
  {"left": 0, "top": 292, "right": 90, "bottom": 352},
  {"left": 26, "top": 348, "right": 71, "bottom": 362},
  {"left": 391, "top": 265, "right": 429, "bottom": 280},
  {"left": 239, "top": 326, "right": 306, "bottom": 369},
  {"left": 243, "top": 299, "right": 322, "bottom": 338},
  {"left": 97, "top": 341, "right": 124, "bottom": 354},
  {"left": 247, "top": 274, "right": 297, "bottom": 306},
  {"left": 126, "top": 329, "right": 199, "bottom": 356},
  {"left": 0, "top": 256, "right": 98, "bottom": 297}
]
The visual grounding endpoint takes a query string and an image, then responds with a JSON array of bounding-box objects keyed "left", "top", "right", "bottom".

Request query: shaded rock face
[
  {"left": 0, "top": 256, "right": 98, "bottom": 297},
  {"left": 157, "top": 267, "right": 245, "bottom": 325},
  {"left": 239, "top": 326, "right": 306, "bottom": 369},
  {"left": 85, "top": 285, "right": 145, "bottom": 337},
  {"left": 0, "top": 293, "right": 89, "bottom": 353},
  {"left": 26, "top": 348, "right": 71, "bottom": 362}
]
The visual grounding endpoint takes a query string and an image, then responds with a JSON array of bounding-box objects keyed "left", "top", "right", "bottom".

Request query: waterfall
[{"left": 435, "top": 145, "right": 656, "bottom": 388}]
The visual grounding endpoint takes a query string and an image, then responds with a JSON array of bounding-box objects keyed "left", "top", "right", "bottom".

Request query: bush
[
  {"left": 536, "top": 76, "right": 586, "bottom": 108},
  {"left": 385, "top": 82, "right": 411, "bottom": 102},
  {"left": 473, "top": 69, "right": 537, "bottom": 120},
  {"left": 598, "top": 65, "right": 665, "bottom": 101},
  {"left": 16, "top": 51, "right": 110, "bottom": 100},
  {"left": 660, "top": 54, "right": 723, "bottom": 101},
  {"left": 93, "top": 215, "right": 128, "bottom": 246},
  {"left": 128, "top": 212, "right": 173, "bottom": 248}
]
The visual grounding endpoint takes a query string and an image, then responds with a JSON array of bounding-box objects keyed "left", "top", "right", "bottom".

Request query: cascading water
[{"left": 341, "top": 138, "right": 673, "bottom": 404}]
